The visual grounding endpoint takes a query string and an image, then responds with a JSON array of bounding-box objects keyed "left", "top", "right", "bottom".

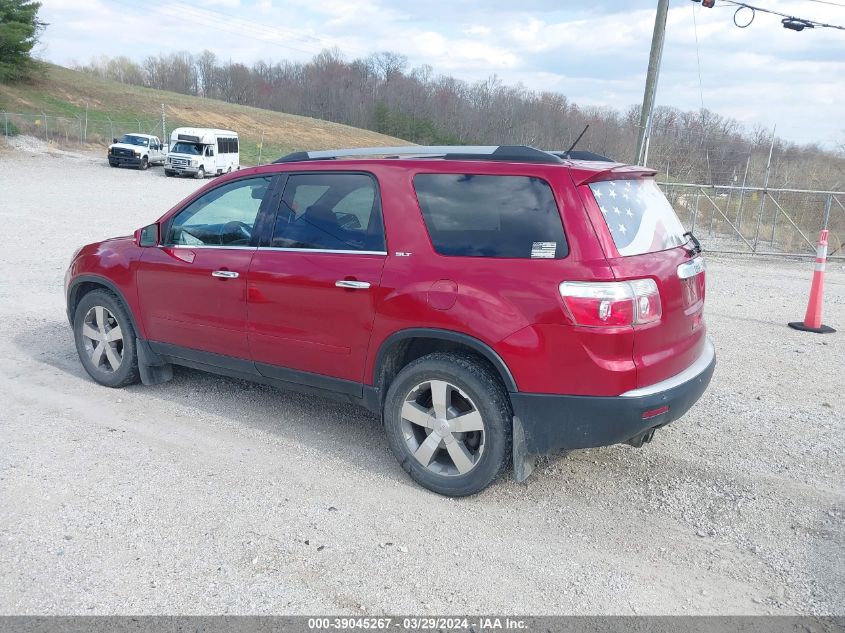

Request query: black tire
[
  {"left": 195, "top": 166, "right": 205, "bottom": 179},
  {"left": 139, "top": 156, "right": 149, "bottom": 170},
  {"left": 383, "top": 352, "right": 512, "bottom": 496},
  {"left": 73, "top": 289, "right": 140, "bottom": 388}
]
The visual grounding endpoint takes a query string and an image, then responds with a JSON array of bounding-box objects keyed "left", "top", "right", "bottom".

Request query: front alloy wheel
[
  {"left": 73, "top": 289, "right": 140, "bottom": 388},
  {"left": 80, "top": 306, "right": 124, "bottom": 372}
]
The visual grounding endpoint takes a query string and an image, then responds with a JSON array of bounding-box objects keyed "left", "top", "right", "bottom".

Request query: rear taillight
[{"left": 559, "top": 279, "right": 662, "bottom": 327}]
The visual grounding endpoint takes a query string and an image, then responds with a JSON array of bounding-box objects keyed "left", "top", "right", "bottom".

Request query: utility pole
[
  {"left": 635, "top": 0, "right": 669, "bottom": 166},
  {"left": 161, "top": 104, "right": 166, "bottom": 144}
]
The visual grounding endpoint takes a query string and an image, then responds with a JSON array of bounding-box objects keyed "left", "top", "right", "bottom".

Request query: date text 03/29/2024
[{"left": 307, "top": 617, "right": 528, "bottom": 630}]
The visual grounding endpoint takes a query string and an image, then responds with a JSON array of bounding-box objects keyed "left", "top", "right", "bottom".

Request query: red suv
[{"left": 65, "top": 145, "right": 714, "bottom": 496}]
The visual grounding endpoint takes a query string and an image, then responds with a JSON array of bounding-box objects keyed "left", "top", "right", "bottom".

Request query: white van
[{"left": 164, "top": 127, "right": 239, "bottom": 178}]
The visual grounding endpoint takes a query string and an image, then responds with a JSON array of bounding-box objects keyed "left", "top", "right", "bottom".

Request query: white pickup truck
[{"left": 107, "top": 133, "right": 167, "bottom": 170}]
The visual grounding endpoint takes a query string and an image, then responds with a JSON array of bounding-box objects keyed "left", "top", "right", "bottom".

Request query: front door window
[{"left": 165, "top": 176, "right": 272, "bottom": 247}]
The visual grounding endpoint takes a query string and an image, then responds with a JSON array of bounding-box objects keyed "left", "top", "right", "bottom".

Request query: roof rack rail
[{"left": 273, "top": 145, "right": 563, "bottom": 165}]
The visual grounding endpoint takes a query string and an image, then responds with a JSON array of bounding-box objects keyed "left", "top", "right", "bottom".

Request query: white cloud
[{"left": 35, "top": 0, "right": 845, "bottom": 146}]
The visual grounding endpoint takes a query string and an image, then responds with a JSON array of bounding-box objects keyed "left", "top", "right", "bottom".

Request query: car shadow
[{"left": 13, "top": 320, "right": 423, "bottom": 489}]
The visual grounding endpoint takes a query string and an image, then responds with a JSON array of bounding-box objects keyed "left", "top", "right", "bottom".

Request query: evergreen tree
[{"left": 0, "top": 1, "right": 45, "bottom": 82}]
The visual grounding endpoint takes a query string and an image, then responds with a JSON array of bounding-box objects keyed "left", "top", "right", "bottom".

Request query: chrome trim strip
[
  {"left": 256, "top": 247, "right": 387, "bottom": 255},
  {"left": 160, "top": 245, "right": 388, "bottom": 255},
  {"left": 161, "top": 245, "right": 256, "bottom": 250},
  {"left": 620, "top": 338, "right": 715, "bottom": 398}
]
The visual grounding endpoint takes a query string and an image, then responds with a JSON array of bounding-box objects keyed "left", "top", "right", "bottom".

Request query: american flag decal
[{"left": 589, "top": 179, "right": 686, "bottom": 257}]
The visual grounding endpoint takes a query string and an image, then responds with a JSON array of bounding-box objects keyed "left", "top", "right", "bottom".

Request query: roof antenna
[{"left": 564, "top": 124, "right": 589, "bottom": 156}]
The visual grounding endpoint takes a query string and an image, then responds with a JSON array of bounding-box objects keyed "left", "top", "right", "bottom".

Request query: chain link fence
[
  {"left": 0, "top": 111, "right": 288, "bottom": 166},
  {"left": 660, "top": 182, "right": 845, "bottom": 259},
  {"left": 1, "top": 111, "right": 165, "bottom": 146},
  {"left": 3, "top": 110, "right": 842, "bottom": 258}
]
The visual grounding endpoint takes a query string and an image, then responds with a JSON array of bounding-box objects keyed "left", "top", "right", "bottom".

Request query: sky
[{"left": 36, "top": 0, "right": 845, "bottom": 149}]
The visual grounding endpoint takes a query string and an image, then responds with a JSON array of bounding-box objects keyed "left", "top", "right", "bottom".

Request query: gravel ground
[{"left": 0, "top": 143, "right": 843, "bottom": 615}]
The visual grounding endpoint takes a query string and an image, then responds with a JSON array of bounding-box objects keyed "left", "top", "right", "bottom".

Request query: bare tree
[{"left": 77, "top": 50, "right": 845, "bottom": 189}]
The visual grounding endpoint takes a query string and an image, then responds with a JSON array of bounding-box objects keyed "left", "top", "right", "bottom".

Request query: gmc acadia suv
[{"left": 65, "top": 145, "right": 715, "bottom": 496}]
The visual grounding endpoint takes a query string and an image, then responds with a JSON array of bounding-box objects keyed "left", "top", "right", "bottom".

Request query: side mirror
[
  {"left": 135, "top": 223, "right": 159, "bottom": 247},
  {"left": 113, "top": 138, "right": 118, "bottom": 144}
]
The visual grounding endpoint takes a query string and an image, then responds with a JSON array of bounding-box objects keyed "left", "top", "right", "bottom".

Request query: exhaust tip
[{"left": 626, "top": 428, "right": 656, "bottom": 448}]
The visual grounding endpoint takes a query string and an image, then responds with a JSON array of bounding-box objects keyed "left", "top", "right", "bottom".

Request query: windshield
[
  {"left": 171, "top": 142, "right": 202, "bottom": 155},
  {"left": 589, "top": 178, "right": 686, "bottom": 256},
  {"left": 118, "top": 134, "right": 149, "bottom": 147}
]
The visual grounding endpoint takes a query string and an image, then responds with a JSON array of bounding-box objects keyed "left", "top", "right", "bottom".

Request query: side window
[
  {"left": 217, "top": 138, "right": 224, "bottom": 153},
  {"left": 413, "top": 174, "right": 568, "bottom": 258},
  {"left": 270, "top": 173, "right": 385, "bottom": 252},
  {"left": 165, "top": 176, "right": 273, "bottom": 247}
]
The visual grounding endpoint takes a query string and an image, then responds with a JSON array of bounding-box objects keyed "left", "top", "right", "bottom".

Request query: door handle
[
  {"left": 335, "top": 280, "right": 371, "bottom": 289},
  {"left": 212, "top": 270, "right": 239, "bottom": 279}
]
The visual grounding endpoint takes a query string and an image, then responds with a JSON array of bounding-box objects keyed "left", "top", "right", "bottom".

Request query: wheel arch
[
  {"left": 372, "top": 329, "right": 518, "bottom": 400},
  {"left": 67, "top": 275, "right": 142, "bottom": 336}
]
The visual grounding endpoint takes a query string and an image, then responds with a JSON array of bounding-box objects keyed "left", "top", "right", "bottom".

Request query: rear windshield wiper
[{"left": 683, "top": 231, "right": 702, "bottom": 256}]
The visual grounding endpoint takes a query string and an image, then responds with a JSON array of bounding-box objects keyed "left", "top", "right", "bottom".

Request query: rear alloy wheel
[
  {"left": 140, "top": 156, "right": 148, "bottom": 170},
  {"left": 73, "top": 289, "right": 140, "bottom": 388},
  {"left": 401, "top": 379, "right": 486, "bottom": 476},
  {"left": 384, "top": 352, "right": 512, "bottom": 496}
]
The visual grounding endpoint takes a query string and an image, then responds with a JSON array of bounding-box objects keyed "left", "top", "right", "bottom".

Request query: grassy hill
[{"left": 0, "top": 64, "right": 411, "bottom": 164}]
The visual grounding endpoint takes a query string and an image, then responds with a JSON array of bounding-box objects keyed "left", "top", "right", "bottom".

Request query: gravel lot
[{"left": 0, "top": 142, "right": 843, "bottom": 615}]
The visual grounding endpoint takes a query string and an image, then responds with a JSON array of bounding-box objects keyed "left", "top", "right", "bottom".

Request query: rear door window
[
  {"left": 589, "top": 178, "right": 686, "bottom": 256},
  {"left": 413, "top": 174, "right": 568, "bottom": 258}
]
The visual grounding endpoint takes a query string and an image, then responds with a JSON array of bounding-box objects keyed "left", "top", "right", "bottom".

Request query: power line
[
  {"left": 699, "top": 0, "right": 845, "bottom": 30},
  {"left": 805, "top": 0, "right": 845, "bottom": 8},
  {"left": 142, "top": 0, "right": 340, "bottom": 53},
  {"left": 115, "top": 0, "right": 371, "bottom": 59}
]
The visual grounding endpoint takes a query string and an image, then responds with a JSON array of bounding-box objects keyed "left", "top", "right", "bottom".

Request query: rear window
[
  {"left": 589, "top": 178, "right": 686, "bottom": 256},
  {"left": 413, "top": 174, "right": 568, "bottom": 258}
]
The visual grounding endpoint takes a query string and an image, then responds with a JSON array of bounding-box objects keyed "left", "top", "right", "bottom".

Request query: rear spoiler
[{"left": 573, "top": 164, "right": 658, "bottom": 186}]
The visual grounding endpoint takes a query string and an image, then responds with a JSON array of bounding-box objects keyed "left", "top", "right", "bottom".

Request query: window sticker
[{"left": 531, "top": 242, "right": 556, "bottom": 258}]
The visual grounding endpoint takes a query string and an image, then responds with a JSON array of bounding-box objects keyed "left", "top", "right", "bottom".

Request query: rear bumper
[{"left": 510, "top": 339, "right": 715, "bottom": 453}]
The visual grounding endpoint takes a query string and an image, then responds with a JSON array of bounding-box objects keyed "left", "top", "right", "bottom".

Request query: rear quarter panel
[{"left": 364, "top": 161, "right": 631, "bottom": 395}]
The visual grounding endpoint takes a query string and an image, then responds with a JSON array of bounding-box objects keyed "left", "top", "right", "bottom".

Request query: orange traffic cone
[{"left": 789, "top": 229, "right": 836, "bottom": 334}]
